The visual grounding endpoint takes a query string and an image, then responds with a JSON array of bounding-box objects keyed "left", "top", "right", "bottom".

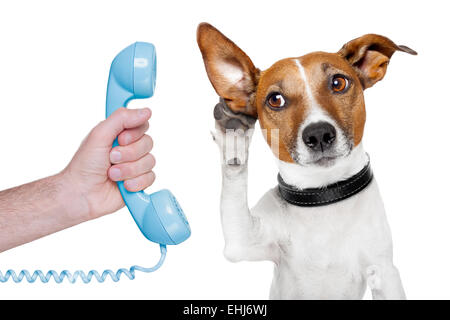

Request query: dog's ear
[
  {"left": 338, "top": 34, "right": 417, "bottom": 89},
  {"left": 197, "top": 22, "right": 259, "bottom": 117}
]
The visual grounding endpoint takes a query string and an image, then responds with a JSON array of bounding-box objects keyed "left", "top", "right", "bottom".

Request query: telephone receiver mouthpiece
[{"left": 106, "top": 42, "right": 190, "bottom": 245}]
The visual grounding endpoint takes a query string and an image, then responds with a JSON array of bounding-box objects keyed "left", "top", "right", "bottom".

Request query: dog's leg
[
  {"left": 212, "top": 100, "right": 279, "bottom": 263},
  {"left": 366, "top": 264, "right": 406, "bottom": 300}
]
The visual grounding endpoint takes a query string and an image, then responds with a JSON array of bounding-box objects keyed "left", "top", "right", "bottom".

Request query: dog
[{"left": 197, "top": 22, "right": 416, "bottom": 300}]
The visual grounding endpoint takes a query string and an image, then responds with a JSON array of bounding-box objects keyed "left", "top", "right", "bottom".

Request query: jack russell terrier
[{"left": 197, "top": 23, "right": 416, "bottom": 300}]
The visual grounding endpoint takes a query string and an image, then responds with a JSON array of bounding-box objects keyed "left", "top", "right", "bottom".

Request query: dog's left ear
[{"left": 338, "top": 34, "right": 417, "bottom": 89}]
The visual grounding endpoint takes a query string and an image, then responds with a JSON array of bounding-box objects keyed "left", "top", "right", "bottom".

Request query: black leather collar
[{"left": 277, "top": 161, "right": 373, "bottom": 207}]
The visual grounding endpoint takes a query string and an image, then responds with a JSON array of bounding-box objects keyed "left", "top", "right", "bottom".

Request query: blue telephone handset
[
  {"left": 106, "top": 42, "right": 191, "bottom": 246},
  {"left": 0, "top": 42, "right": 190, "bottom": 284}
]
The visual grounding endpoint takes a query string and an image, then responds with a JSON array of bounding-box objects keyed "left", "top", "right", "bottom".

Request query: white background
[{"left": 0, "top": 0, "right": 448, "bottom": 300}]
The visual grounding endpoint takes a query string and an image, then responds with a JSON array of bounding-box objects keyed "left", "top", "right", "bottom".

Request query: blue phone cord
[{"left": 0, "top": 244, "right": 166, "bottom": 284}]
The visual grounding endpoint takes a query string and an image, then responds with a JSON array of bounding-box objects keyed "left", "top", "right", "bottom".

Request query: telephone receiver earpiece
[{"left": 106, "top": 42, "right": 191, "bottom": 245}]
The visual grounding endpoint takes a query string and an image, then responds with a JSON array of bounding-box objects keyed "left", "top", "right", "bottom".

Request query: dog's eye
[
  {"left": 266, "top": 92, "right": 286, "bottom": 109},
  {"left": 331, "top": 75, "right": 349, "bottom": 93}
]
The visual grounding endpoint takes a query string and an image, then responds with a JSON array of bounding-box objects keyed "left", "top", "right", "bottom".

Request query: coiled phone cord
[{"left": 0, "top": 244, "right": 166, "bottom": 284}]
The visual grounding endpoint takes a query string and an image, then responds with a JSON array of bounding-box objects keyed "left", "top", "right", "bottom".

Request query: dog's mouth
[
  {"left": 303, "top": 154, "right": 343, "bottom": 167},
  {"left": 307, "top": 155, "right": 339, "bottom": 167},
  {"left": 292, "top": 149, "right": 351, "bottom": 167}
]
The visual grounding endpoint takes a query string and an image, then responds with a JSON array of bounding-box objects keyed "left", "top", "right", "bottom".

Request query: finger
[
  {"left": 108, "top": 153, "right": 156, "bottom": 181},
  {"left": 124, "top": 171, "right": 156, "bottom": 192},
  {"left": 93, "top": 107, "right": 152, "bottom": 144},
  {"left": 110, "top": 134, "right": 153, "bottom": 164},
  {"left": 117, "top": 121, "right": 149, "bottom": 146}
]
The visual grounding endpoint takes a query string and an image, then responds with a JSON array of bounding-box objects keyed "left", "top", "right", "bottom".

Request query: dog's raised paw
[
  {"left": 226, "top": 157, "right": 242, "bottom": 166},
  {"left": 211, "top": 126, "right": 252, "bottom": 167},
  {"left": 214, "top": 98, "right": 256, "bottom": 133}
]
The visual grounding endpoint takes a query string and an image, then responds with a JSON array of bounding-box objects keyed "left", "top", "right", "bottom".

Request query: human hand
[{"left": 62, "top": 107, "right": 155, "bottom": 220}]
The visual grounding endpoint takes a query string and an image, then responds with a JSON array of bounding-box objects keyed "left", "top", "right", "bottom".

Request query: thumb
[{"left": 92, "top": 107, "right": 151, "bottom": 145}]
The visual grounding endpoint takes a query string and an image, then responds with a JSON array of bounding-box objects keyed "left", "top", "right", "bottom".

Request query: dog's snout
[{"left": 302, "top": 121, "right": 336, "bottom": 152}]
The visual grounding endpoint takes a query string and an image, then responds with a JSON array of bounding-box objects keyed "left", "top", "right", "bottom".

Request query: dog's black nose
[{"left": 302, "top": 121, "right": 336, "bottom": 152}]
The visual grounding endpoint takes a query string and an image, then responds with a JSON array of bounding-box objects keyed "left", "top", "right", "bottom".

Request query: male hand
[{"left": 62, "top": 107, "right": 155, "bottom": 220}]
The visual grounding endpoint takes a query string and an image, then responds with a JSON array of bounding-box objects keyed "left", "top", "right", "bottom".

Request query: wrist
[{"left": 56, "top": 169, "right": 91, "bottom": 224}]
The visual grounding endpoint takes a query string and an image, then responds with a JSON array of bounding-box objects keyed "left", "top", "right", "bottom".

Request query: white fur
[
  {"left": 294, "top": 59, "right": 314, "bottom": 101},
  {"left": 212, "top": 122, "right": 405, "bottom": 300},
  {"left": 278, "top": 144, "right": 368, "bottom": 189}
]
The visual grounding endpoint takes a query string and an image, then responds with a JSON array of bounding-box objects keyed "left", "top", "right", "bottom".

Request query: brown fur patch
[
  {"left": 338, "top": 33, "right": 417, "bottom": 89},
  {"left": 197, "top": 23, "right": 260, "bottom": 117},
  {"left": 255, "top": 59, "right": 310, "bottom": 162},
  {"left": 299, "top": 52, "right": 366, "bottom": 147}
]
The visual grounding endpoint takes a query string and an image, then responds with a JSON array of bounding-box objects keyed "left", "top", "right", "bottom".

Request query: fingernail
[
  {"left": 110, "top": 150, "right": 122, "bottom": 163},
  {"left": 138, "top": 108, "right": 149, "bottom": 117},
  {"left": 125, "top": 179, "right": 136, "bottom": 190},
  {"left": 110, "top": 167, "right": 121, "bottom": 180},
  {"left": 123, "top": 134, "right": 131, "bottom": 145},
  {"left": 138, "top": 108, "right": 150, "bottom": 117}
]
